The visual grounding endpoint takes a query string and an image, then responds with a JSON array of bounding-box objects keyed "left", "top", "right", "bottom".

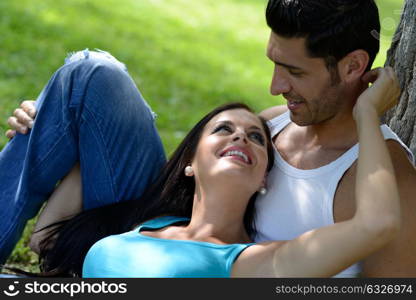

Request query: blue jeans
[{"left": 0, "top": 50, "right": 166, "bottom": 265}]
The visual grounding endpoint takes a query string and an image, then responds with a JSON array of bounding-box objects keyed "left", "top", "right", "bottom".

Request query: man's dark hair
[{"left": 266, "top": 0, "right": 380, "bottom": 72}]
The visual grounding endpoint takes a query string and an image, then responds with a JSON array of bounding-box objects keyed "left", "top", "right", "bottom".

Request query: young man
[
  {"left": 254, "top": 0, "right": 416, "bottom": 277},
  {"left": 3, "top": 1, "right": 416, "bottom": 277}
]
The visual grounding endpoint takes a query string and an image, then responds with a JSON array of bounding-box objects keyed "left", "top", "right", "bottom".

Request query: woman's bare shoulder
[{"left": 231, "top": 241, "right": 287, "bottom": 277}]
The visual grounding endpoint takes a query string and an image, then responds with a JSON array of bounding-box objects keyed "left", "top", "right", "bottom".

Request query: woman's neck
[{"left": 184, "top": 186, "right": 252, "bottom": 244}]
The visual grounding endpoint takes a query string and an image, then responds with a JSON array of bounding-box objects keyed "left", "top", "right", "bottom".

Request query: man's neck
[
  {"left": 303, "top": 112, "right": 358, "bottom": 150},
  {"left": 302, "top": 80, "right": 369, "bottom": 149},
  {"left": 276, "top": 110, "right": 360, "bottom": 170}
]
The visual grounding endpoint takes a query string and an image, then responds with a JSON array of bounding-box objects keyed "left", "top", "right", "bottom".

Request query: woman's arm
[
  {"left": 232, "top": 67, "right": 401, "bottom": 277},
  {"left": 4, "top": 100, "right": 83, "bottom": 254},
  {"left": 29, "top": 163, "right": 83, "bottom": 254}
]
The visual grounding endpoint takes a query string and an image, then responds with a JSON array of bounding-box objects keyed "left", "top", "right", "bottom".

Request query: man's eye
[
  {"left": 249, "top": 132, "right": 265, "bottom": 146},
  {"left": 212, "top": 125, "right": 232, "bottom": 133},
  {"left": 289, "top": 70, "right": 303, "bottom": 77}
]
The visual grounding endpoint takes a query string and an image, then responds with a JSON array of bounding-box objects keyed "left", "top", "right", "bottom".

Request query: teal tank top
[{"left": 82, "top": 216, "right": 253, "bottom": 278}]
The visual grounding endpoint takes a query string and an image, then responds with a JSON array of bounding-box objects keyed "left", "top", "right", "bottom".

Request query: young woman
[{"left": 2, "top": 51, "right": 400, "bottom": 277}]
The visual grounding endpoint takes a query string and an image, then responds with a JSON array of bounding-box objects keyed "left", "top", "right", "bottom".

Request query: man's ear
[{"left": 338, "top": 50, "right": 370, "bottom": 83}]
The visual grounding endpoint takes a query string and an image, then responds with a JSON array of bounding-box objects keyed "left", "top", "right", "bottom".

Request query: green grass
[{"left": 0, "top": 0, "right": 404, "bottom": 272}]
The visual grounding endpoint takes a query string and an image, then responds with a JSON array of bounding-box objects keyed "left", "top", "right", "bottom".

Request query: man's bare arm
[{"left": 362, "top": 140, "right": 416, "bottom": 277}]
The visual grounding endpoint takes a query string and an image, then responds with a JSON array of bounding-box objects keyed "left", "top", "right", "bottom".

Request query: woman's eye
[
  {"left": 212, "top": 125, "right": 232, "bottom": 134},
  {"left": 249, "top": 132, "right": 265, "bottom": 146}
]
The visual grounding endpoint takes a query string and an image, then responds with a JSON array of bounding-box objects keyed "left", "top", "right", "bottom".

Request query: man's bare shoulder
[
  {"left": 259, "top": 105, "right": 288, "bottom": 121},
  {"left": 386, "top": 139, "right": 415, "bottom": 169},
  {"left": 362, "top": 140, "right": 416, "bottom": 277}
]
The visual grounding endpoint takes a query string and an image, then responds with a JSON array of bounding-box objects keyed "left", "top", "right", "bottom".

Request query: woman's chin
[{"left": 209, "top": 166, "right": 259, "bottom": 188}]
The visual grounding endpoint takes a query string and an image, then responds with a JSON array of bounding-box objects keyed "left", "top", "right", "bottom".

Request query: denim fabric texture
[{"left": 0, "top": 50, "right": 166, "bottom": 265}]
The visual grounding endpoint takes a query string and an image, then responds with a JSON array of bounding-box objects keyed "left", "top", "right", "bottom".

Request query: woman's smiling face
[{"left": 191, "top": 108, "right": 269, "bottom": 195}]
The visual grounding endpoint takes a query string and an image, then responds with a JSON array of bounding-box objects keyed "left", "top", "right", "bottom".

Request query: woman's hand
[
  {"left": 5, "top": 100, "right": 37, "bottom": 139},
  {"left": 353, "top": 67, "right": 400, "bottom": 120}
]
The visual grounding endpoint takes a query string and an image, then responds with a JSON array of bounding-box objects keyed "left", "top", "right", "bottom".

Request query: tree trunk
[{"left": 383, "top": 0, "right": 416, "bottom": 159}]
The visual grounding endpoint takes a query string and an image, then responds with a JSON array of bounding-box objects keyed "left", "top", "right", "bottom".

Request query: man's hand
[{"left": 6, "top": 100, "right": 37, "bottom": 139}]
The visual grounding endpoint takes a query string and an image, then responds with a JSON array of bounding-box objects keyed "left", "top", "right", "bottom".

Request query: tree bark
[{"left": 383, "top": 0, "right": 416, "bottom": 159}]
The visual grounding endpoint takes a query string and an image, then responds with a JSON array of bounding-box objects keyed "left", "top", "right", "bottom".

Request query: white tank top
[{"left": 254, "top": 111, "right": 414, "bottom": 278}]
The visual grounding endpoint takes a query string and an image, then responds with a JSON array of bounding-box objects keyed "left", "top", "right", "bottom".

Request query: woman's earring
[
  {"left": 184, "top": 166, "right": 194, "bottom": 176},
  {"left": 259, "top": 187, "right": 267, "bottom": 195}
]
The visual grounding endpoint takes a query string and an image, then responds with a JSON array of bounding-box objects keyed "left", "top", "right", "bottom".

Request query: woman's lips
[{"left": 220, "top": 147, "right": 253, "bottom": 165}]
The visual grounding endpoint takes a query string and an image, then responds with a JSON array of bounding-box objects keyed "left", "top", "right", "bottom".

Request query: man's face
[{"left": 266, "top": 32, "right": 347, "bottom": 126}]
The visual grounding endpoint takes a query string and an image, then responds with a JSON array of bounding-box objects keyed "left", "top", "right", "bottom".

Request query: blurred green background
[{"left": 0, "top": 0, "right": 405, "bottom": 271}]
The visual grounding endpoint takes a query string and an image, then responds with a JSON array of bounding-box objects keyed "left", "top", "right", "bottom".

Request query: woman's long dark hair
[{"left": 32, "top": 103, "right": 274, "bottom": 277}]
